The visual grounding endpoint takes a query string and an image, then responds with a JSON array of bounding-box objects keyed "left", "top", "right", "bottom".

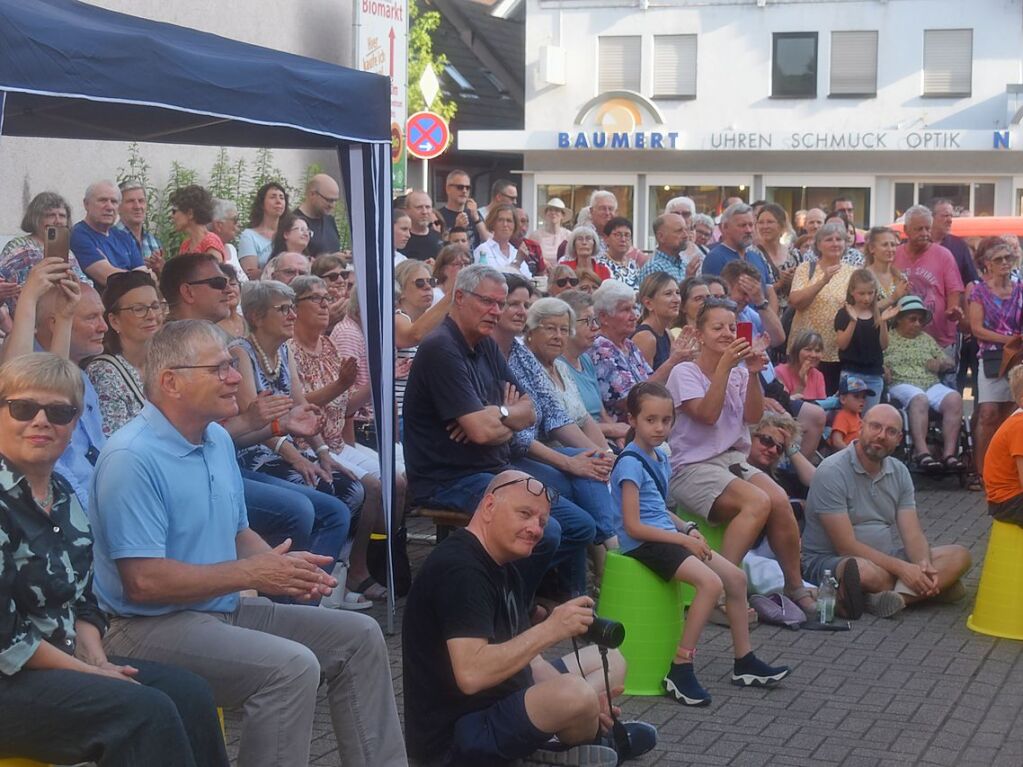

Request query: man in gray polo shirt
[{"left": 803, "top": 404, "right": 971, "bottom": 618}]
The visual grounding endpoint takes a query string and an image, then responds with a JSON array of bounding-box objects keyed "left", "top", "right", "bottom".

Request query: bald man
[
  {"left": 295, "top": 173, "right": 342, "bottom": 257},
  {"left": 803, "top": 404, "right": 972, "bottom": 619},
  {"left": 403, "top": 470, "right": 653, "bottom": 766}
]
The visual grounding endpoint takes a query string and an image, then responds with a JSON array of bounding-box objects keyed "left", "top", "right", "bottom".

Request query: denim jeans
[
  {"left": 520, "top": 447, "right": 616, "bottom": 541},
  {"left": 242, "top": 471, "right": 350, "bottom": 571},
  {"left": 427, "top": 471, "right": 563, "bottom": 600}
]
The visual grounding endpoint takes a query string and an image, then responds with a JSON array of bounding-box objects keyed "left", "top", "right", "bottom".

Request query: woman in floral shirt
[{"left": 587, "top": 279, "right": 651, "bottom": 419}]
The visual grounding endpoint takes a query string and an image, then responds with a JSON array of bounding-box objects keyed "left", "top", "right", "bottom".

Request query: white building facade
[{"left": 460, "top": 0, "right": 1023, "bottom": 247}]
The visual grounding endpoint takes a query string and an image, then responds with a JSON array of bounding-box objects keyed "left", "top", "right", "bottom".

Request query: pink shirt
[
  {"left": 666, "top": 362, "right": 750, "bottom": 469},
  {"left": 894, "top": 243, "right": 964, "bottom": 347},
  {"left": 775, "top": 363, "right": 826, "bottom": 400}
]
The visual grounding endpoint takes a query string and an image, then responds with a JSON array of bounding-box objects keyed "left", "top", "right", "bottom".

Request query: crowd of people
[{"left": 0, "top": 168, "right": 1015, "bottom": 767}]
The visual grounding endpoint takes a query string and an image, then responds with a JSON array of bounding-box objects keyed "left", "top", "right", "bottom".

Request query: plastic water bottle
[
  {"left": 817, "top": 570, "right": 838, "bottom": 623},
  {"left": 478, "top": 250, "right": 488, "bottom": 265}
]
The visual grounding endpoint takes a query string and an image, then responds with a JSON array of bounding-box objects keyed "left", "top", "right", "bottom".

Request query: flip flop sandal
[
  {"left": 966, "top": 473, "right": 983, "bottom": 492},
  {"left": 709, "top": 599, "right": 758, "bottom": 627},
  {"left": 943, "top": 455, "right": 964, "bottom": 471},
  {"left": 784, "top": 586, "right": 817, "bottom": 621},
  {"left": 913, "top": 454, "right": 940, "bottom": 472},
  {"left": 349, "top": 576, "right": 388, "bottom": 601},
  {"left": 337, "top": 591, "right": 374, "bottom": 611}
]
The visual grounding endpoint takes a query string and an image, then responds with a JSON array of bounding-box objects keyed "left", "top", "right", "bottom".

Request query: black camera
[{"left": 583, "top": 614, "right": 625, "bottom": 648}]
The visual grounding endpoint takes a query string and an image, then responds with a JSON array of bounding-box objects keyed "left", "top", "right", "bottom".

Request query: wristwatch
[
  {"left": 755, "top": 300, "right": 769, "bottom": 311},
  {"left": 499, "top": 405, "right": 510, "bottom": 421},
  {"left": 785, "top": 442, "right": 801, "bottom": 458}
]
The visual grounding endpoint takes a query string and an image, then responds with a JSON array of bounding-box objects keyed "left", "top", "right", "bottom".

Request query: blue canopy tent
[{"left": 0, "top": 0, "right": 398, "bottom": 628}]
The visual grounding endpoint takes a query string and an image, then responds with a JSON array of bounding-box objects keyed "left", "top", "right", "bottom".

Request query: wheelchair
[{"left": 890, "top": 400, "right": 973, "bottom": 488}]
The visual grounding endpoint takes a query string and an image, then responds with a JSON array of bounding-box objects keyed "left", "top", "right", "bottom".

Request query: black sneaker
[
  {"left": 663, "top": 662, "right": 711, "bottom": 706},
  {"left": 731, "top": 652, "right": 790, "bottom": 687}
]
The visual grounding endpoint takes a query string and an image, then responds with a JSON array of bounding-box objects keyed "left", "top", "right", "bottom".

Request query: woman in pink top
[
  {"left": 665, "top": 298, "right": 816, "bottom": 619},
  {"left": 171, "top": 185, "right": 225, "bottom": 261},
  {"left": 775, "top": 330, "right": 827, "bottom": 400}
]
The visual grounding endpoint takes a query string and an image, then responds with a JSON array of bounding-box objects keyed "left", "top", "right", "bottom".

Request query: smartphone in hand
[
  {"left": 736, "top": 321, "right": 754, "bottom": 346},
  {"left": 44, "top": 226, "right": 70, "bottom": 262}
]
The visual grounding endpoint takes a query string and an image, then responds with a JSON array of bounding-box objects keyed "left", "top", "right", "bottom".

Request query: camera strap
[{"left": 570, "top": 637, "right": 631, "bottom": 760}]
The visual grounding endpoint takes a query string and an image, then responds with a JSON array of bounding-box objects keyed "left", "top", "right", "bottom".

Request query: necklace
[
  {"left": 249, "top": 335, "right": 282, "bottom": 381},
  {"left": 33, "top": 482, "right": 53, "bottom": 511}
]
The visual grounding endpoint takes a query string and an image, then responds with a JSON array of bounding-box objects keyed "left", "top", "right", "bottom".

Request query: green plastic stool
[
  {"left": 596, "top": 551, "right": 684, "bottom": 696},
  {"left": 674, "top": 507, "right": 727, "bottom": 607}
]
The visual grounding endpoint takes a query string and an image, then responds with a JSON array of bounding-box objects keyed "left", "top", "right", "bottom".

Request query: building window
[
  {"left": 923, "top": 29, "right": 972, "bottom": 97},
  {"left": 772, "top": 32, "right": 817, "bottom": 98},
  {"left": 830, "top": 31, "right": 878, "bottom": 97},
  {"left": 539, "top": 184, "right": 635, "bottom": 225},
  {"left": 653, "top": 35, "right": 697, "bottom": 99},
  {"left": 598, "top": 36, "right": 641, "bottom": 92},
  {"left": 766, "top": 186, "right": 871, "bottom": 228},
  {"left": 893, "top": 181, "right": 994, "bottom": 219}
]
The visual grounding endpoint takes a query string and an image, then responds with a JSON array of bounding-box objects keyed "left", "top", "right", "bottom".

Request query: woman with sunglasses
[
  {"left": 0, "top": 353, "right": 228, "bottom": 767},
  {"left": 746, "top": 412, "right": 816, "bottom": 501},
  {"left": 231, "top": 281, "right": 366, "bottom": 606},
  {"left": 216, "top": 263, "right": 247, "bottom": 338},
  {"left": 170, "top": 185, "right": 225, "bottom": 262},
  {"left": 289, "top": 276, "right": 405, "bottom": 604},
  {"left": 547, "top": 263, "right": 579, "bottom": 297},
  {"left": 84, "top": 272, "right": 164, "bottom": 436},
  {"left": 395, "top": 260, "right": 452, "bottom": 417},
  {"left": 269, "top": 212, "right": 312, "bottom": 260},
  {"left": 431, "top": 243, "right": 470, "bottom": 305},
  {"left": 558, "top": 290, "right": 631, "bottom": 445},
  {"left": 311, "top": 253, "right": 351, "bottom": 331},
  {"left": 238, "top": 182, "right": 289, "bottom": 280}
]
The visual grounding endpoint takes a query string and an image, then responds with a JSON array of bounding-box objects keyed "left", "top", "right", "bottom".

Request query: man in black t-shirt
[
  {"left": 294, "top": 174, "right": 342, "bottom": 257},
  {"left": 402, "top": 470, "right": 626, "bottom": 766},
  {"left": 438, "top": 169, "right": 488, "bottom": 252},
  {"left": 400, "top": 190, "right": 444, "bottom": 261}
]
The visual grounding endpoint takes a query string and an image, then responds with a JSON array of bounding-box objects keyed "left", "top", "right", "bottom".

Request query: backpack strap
[{"left": 613, "top": 448, "right": 667, "bottom": 502}]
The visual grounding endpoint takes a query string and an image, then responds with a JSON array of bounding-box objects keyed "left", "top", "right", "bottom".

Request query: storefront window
[
  {"left": 1016, "top": 189, "right": 1023, "bottom": 216},
  {"left": 765, "top": 187, "right": 871, "bottom": 228},
  {"left": 648, "top": 185, "right": 748, "bottom": 219},
  {"left": 892, "top": 182, "right": 996, "bottom": 219},
  {"left": 538, "top": 184, "right": 634, "bottom": 226}
]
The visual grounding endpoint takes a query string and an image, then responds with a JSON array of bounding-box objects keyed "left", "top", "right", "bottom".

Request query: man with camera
[{"left": 402, "top": 470, "right": 655, "bottom": 766}]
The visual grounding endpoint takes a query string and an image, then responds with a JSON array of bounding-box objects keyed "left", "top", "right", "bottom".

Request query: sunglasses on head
[
  {"left": 754, "top": 433, "right": 785, "bottom": 454},
  {"left": 187, "top": 276, "right": 229, "bottom": 291},
  {"left": 556, "top": 277, "right": 580, "bottom": 288},
  {"left": 5, "top": 399, "right": 78, "bottom": 425}
]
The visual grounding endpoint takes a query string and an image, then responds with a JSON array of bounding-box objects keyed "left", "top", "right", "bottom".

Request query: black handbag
[{"left": 367, "top": 524, "right": 412, "bottom": 598}]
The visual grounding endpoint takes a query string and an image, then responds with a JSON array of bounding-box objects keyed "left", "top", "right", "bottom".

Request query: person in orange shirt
[
  {"left": 828, "top": 375, "right": 874, "bottom": 451},
  {"left": 981, "top": 366, "right": 1023, "bottom": 527}
]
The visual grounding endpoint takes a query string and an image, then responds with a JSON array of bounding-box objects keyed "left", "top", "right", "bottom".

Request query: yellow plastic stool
[
  {"left": 596, "top": 551, "right": 684, "bottom": 696},
  {"left": 0, "top": 760, "right": 50, "bottom": 766},
  {"left": 967, "top": 520, "right": 1023, "bottom": 640}
]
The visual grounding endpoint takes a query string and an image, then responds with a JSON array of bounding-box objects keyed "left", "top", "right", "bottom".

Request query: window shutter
[
  {"left": 653, "top": 35, "right": 697, "bottom": 97},
  {"left": 923, "top": 29, "right": 972, "bottom": 96},
  {"left": 830, "top": 31, "right": 877, "bottom": 96},
  {"left": 598, "top": 36, "right": 641, "bottom": 92}
]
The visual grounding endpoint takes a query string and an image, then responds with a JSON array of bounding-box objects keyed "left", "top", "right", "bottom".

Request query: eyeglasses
[
  {"left": 320, "top": 270, "right": 345, "bottom": 282},
  {"left": 4, "top": 399, "right": 78, "bottom": 425},
  {"left": 187, "top": 276, "right": 229, "bottom": 291},
  {"left": 270, "top": 303, "right": 298, "bottom": 316},
  {"left": 467, "top": 291, "right": 507, "bottom": 311},
  {"left": 555, "top": 277, "right": 580, "bottom": 288},
  {"left": 169, "top": 357, "right": 240, "bottom": 381},
  {"left": 537, "top": 324, "right": 571, "bottom": 336},
  {"left": 413, "top": 277, "right": 438, "bottom": 289},
  {"left": 297, "top": 294, "right": 331, "bottom": 307},
  {"left": 754, "top": 433, "right": 785, "bottom": 455},
  {"left": 449, "top": 184, "right": 471, "bottom": 192},
  {"left": 431, "top": 220, "right": 443, "bottom": 229},
  {"left": 576, "top": 316, "right": 601, "bottom": 330},
  {"left": 609, "top": 230, "right": 632, "bottom": 239},
  {"left": 989, "top": 254, "right": 1017, "bottom": 264},
  {"left": 314, "top": 190, "right": 340, "bottom": 204},
  {"left": 113, "top": 302, "right": 163, "bottom": 319},
  {"left": 288, "top": 227, "right": 311, "bottom": 238},
  {"left": 491, "top": 476, "right": 559, "bottom": 505}
]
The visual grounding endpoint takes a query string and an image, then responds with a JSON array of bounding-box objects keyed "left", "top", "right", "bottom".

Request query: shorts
[
  {"left": 889, "top": 382, "right": 957, "bottom": 412},
  {"left": 668, "top": 449, "right": 764, "bottom": 521},
  {"left": 329, "top": 441, "right": 405, "bottom": 480},
  {"left": 988, "top": 492, "right": 1023, "bottom": 527},
  {"left": 447, "top": 688, "right": 551, "bottom": 766},
  {"left": 623, "top": 541, "right": 691, "bottom": 581},
  {"left": 977, "top": 368, "right": 1013, "bottom": 404},
  {"left": 802, "top": 547, "right": 907, "bottom": 586}
]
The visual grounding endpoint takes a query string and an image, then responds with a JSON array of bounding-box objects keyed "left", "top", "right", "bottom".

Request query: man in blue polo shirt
[
  {"left": 702, "top": 202, "right": 778, "bottom": 315},
  {"left": 89, "top": 320, "right": 405, "bottom": 767},
  {"left": 70, "top": 180, "right": 144, "bottom": 287},
  {"left": 403, "top": 264, "right": 569, "bottom": 598}
]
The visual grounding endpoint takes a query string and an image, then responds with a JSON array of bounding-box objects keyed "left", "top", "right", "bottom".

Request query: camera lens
[{"left": 583, "top": 615, "right": 625, "bottom": 648}]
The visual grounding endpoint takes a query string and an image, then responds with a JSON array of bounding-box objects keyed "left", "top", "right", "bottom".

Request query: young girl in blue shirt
[{"left": 610, "top": 381, "right": 791, "bottom": 706}]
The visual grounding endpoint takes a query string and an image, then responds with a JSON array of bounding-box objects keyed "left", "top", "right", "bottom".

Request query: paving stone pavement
[{"left": 224, "top": 478, "right": 1023, "bottom": 766}]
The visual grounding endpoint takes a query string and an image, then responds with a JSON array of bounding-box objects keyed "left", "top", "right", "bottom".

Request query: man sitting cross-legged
[
  {"left": 802, "top": 404, "right": 972, "bottom": 618},
  {"left": 402, "top": 470, "right": 655, "bottom": 766}
]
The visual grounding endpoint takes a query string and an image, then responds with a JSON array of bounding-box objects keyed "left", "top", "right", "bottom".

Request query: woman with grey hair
[
  {"left": 0, "top": 352, "right": 228, "bottom": 766},
  {"left": 787, "top": 221, "right": 857, "bottom": 393},
  {"left": 231, "top": 280, "right": 368, "bottom": 606},
  {"left": 0, "top": 192, "right": 89, "bottom": 314},
  {"left": 558, "top": 225, "right": 611, "bottom": 282},
  {"left": 210, "top": 198, "right": 248, "bottom": 284}
]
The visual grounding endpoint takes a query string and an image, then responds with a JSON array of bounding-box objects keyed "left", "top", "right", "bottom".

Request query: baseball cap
[{"left": 839, "top": 374, "right": 877, "bottom": 396}]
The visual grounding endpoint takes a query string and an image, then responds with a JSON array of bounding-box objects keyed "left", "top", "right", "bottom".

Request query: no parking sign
[{"left": 405, "top": 111, "right": 449, "bottom": 160}]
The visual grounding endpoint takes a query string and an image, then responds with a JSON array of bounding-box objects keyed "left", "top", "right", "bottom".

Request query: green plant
[{"left": 408, "top": 0, "right": 458, "bottom": 123}]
